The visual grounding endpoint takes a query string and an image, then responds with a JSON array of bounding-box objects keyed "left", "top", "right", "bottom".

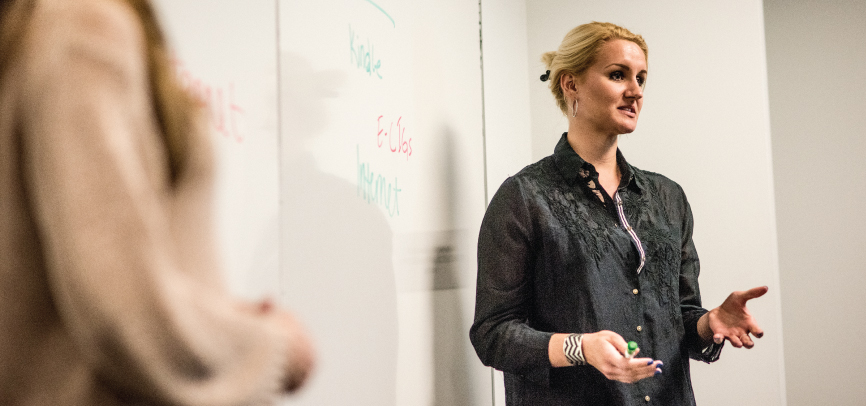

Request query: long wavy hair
[{"left": 0, "top": 0, "right": 195, "bottom": 183}]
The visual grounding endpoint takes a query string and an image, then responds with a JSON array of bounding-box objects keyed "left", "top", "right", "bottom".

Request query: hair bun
[{"left": 540, "top": 70, "right": 551, "bottom": 82}]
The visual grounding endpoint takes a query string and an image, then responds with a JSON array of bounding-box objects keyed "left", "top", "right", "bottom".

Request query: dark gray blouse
[{"left": 470, "top": 134, "right": 722, "bottom": 405}]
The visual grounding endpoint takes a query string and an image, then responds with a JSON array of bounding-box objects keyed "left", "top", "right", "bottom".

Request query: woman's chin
[{"left": 617, "top": 124, "right": 638, "bottom": 135}]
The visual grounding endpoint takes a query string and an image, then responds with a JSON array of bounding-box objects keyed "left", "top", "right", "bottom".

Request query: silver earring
[{"left": 572, "top": 99, "right": 577, "bottom": 117}]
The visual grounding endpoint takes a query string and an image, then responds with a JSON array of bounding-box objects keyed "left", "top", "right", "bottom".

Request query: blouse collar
[{"left": 552, "top": 133, "right": 643, "bottom": 194}]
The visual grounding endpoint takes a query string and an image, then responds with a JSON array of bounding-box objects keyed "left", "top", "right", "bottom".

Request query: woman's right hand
[
  {"left": 582, "top": 330, "right": 661, "bottom": 383},
  {"left": 253, "top": 300, "right": 316, "bottom": 392}
]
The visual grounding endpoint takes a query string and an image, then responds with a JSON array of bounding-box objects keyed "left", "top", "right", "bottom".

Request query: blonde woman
[
  {"left": 0, "top": 0, "right": 313, "bottom": 404},
  {"left": 470, "top": 22, "right": 767, "bottom": 405}
]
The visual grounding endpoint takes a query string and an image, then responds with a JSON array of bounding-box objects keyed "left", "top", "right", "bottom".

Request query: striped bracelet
[{"left": 563, "top": 333, "right": 586, "bottom": 366}]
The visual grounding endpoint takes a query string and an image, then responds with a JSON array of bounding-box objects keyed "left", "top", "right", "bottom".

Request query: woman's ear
[{"left": 561, "top": 72, "right": 578, "bottom": 99}]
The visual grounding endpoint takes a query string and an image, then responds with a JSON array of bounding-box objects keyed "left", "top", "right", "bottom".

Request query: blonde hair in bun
[{"left": 541, "top": 22, "right": 648, "bottom": 115}]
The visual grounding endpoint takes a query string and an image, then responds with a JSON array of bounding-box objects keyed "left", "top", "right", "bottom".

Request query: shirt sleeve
[
  {"left": 469, "top": 177, "right": 554, "bottom": 384},
  {"left": 19, "top": 3, "right": 289, "bottom": 405},
  {"left": 677, "top": 188, "right": 723, "bottom": 363}
]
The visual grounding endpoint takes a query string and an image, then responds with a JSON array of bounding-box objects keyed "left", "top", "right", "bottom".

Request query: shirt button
[
  {"left": 632, "top": 289, "right": 639, "bottom": 295},
  {"left": 645, "top": 395, "right": 651, "bottom": 402},
  {"left": 637, "top": 325, "right": 643, "bottom": 332}
]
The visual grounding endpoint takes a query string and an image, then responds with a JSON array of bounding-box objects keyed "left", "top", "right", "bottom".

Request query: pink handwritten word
[
  {"left": 170, "top": 55, "right": 245, "bottom": 143},
  {"left": 377, "top": 115, "right": 412, "bottom": 160}
]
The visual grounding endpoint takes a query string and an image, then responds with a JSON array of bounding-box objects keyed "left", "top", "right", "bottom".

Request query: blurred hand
[
  {"left": 702, "top": 286, "right": 768, "bottom": 349},
  {"left": 582, "top": 330, "right": 661, "bottom": 383},
  {"left": 255, "top": 300, "right": 316, "bottom": 392}
]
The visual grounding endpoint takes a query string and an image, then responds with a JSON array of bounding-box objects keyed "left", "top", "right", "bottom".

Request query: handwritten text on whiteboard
[
  {"left": 377, "top": 115, "right": 412, "bottom": 160},
  {"left": 171, "top": 55, "right": 246, "bottom": 143},
  {"left": 349, "top": 25, "right": 383, "bottom": 79},
  {"left": 357, "top": 146, "right": 401, "bottom": 217}
]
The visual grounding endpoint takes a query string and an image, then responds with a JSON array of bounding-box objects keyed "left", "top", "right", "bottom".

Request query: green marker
[{"left": 626, "top": 341, "right": 638, "bottom": 359}]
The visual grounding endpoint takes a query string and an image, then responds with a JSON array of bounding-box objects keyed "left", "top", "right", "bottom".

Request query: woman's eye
[
  {"left": 637, "top": 76, "right": 645, "bottom": 86},
  {"left": 609, "top": 71, "right": 624, "bottom": 81}
]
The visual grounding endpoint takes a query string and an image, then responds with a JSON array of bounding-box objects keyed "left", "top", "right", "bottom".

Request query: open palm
[{"left": 707, "top": 286, "right": 768, "bottom": 348}]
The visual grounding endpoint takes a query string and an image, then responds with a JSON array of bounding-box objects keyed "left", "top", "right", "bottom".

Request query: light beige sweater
[{"left": 0, "top": 0, "right": 290, "bottom": 404}]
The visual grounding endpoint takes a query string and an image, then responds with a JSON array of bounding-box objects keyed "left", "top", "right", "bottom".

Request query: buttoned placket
[{"left": 615, "top": 190, "right": 653, "bottom": 404}]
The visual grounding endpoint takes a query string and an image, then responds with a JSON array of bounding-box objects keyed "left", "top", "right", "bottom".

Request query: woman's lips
[{"left": 618, "top": 105, "right": 636, "bottom": 117}]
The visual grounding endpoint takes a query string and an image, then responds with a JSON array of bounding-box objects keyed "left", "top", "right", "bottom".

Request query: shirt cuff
[{"left": 697, "top": 340, "right": 724, "bottom": 363}]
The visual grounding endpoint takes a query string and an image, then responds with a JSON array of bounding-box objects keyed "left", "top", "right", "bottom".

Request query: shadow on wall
[
  {"left": 279, "top": 52, "right": 398, "bottom": 406},
  {"left": 431, "top": 128, "right": 476, "bottom": 405}
]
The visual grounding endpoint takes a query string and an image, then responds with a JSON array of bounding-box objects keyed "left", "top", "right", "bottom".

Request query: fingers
[
  {"left": 626, "top": 358, "right": 663, "bottom": 382},
  {"left": 721, "top": 331, "right": 762, "bottom": 349},
  {"left": 602, "top": 330, "right": 629, "bottom": 355},
  {"left": 236, "top": 299, "right": 273, "bottom": 315},
  {"left": 284, "top": 333, "right": 315, "bottom": 391},
  {"left": 727, "top": 333, "right": 744, "bottom": 348},
  {"left": 627, "top": 358, "right": 660, "bottom": 382},
  {"left": 750, "top": 321, "right": 765, "bottom": 339},
  {"left": 583, "top": 331, "right": 623, "bottom": 369},
  {"left": 739, "top": 286, "right": 769, "bottom": 301},
  {"left": 258, "top": 298, "right": 275, "bottom": 313},
  {"left": 585, "top": 331, "right": 666, "bottom": 384},
  {"left": 597, "top": 356, "right": 662, "bottom": 383},
  {"left": 278, "top": 310, "right": 316, "bottom": 392}
]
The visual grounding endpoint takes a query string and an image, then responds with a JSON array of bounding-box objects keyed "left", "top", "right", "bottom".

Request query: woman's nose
[{"left": 627, "top": 79, "right": 643, "bottom": 99}]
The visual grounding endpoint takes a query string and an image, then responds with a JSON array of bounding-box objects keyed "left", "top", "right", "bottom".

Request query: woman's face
[{"left": 569, "top": 39, "right": 647, "bottom": 136}]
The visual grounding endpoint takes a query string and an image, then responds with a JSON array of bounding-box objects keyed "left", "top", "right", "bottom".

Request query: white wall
[
  {"left": 481, "top": 0, "right": 533, "bottom": 199},
  {"left": 520, "top": 1, "right": 787, "bottom": 405},
  {"left": 764, "top": 1, "right": 866, "bottom": 405}
]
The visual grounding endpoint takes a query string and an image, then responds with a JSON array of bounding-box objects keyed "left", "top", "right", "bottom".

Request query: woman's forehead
[{"left": 596, "top": 39, "right": 647, "bottom": 71}]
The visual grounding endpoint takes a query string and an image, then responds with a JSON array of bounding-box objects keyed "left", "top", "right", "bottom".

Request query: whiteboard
[
  {"left": 151, "top": 0, "right": 282, "bottom": 301},
  {"left": 153, "top": 1, "right": 491, "bottom": 405},
  {"left": 278, "top": 0, "right": 489, "bottom": 405}
]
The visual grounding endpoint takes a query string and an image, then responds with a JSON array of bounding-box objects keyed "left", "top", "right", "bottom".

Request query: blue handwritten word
[
  {"left": 363, "top": 0, "right": 395, "bottom": 28},
  {"left": 349, "top": 25, "right": 383, "bottom": 79},
  {"left": 357, "top": 146, "right": 401, "bottom": 217}
]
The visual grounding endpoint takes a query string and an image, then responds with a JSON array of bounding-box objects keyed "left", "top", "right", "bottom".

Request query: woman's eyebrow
[{"left": 604, "top": 63, "right": 648, "bottom": 75}]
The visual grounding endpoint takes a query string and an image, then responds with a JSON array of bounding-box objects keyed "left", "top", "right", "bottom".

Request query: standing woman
[
  {"left": 0, "top": 0, "right": 313, "bottom": 404},
  {"left": 470, "top": 22, "right": 767, "bottom": 405}
]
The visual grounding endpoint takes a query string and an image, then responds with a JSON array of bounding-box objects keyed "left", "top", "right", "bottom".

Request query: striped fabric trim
[
  {"left": 563, "top": 333, "right": 586, "bottom": 366},
  {"left": 614, "top": 193, "right": 646, "bottom": 274}
]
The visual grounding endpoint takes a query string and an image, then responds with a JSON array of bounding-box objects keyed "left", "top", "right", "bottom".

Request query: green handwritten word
[
  {"left": 349, "top": 25, "right": 382, "bottom": 79},
  {"left": 357, "top": 146, "right": 401, "bottom": 217}
]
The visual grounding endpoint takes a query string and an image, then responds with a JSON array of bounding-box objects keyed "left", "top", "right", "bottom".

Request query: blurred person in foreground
[
  {"left": 0, "top": 0, "right": 313, "bottom": 404},
  {"left": 470, "top": 21, "right": 768, "bottom": 405}
]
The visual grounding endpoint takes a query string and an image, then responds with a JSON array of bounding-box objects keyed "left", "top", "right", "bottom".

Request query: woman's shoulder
[
  {"left": 634, "top": 166, "right": 682, "bottom": 189},
  {"left": 30, "top": 0, "right": 145, "bottom": 56},
  {"left": 16, "top": 0, "right": 149, "bottom": 103},
  {"left": 630, "top": 165, "right": 691, "bottom": 207},
  {"left": 488, "top": 156, "right": 560, "bottom": 205},
  {"left": 507, "top": 155, "right": 559, "bottom": 185}
]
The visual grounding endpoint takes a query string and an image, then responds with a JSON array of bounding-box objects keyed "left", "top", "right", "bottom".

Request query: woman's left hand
[{"left": 699, "top": 286, "right": 768, "bottom": 348}]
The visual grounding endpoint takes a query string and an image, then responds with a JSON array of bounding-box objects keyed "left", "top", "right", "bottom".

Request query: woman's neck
[
  {"left": 566, "top": 126, "right": 619, "bottom": 173},
  {"left": 567, "top": 124, "right": 621, "bottom": 197}
]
